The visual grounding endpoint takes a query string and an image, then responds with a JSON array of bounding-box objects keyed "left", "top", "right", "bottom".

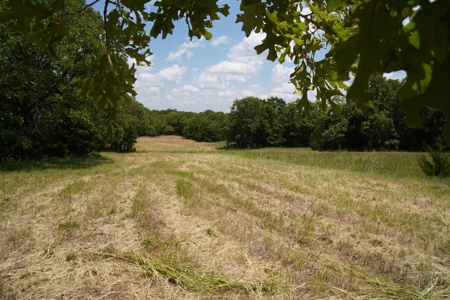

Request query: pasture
[{"left": 1, "top": 136, "right": 449, "bottom": 299}]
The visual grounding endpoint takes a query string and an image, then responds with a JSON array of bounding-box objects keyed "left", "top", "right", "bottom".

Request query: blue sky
[
  {"left": 132, "top": 1, "right": 300, "bottom": 113},
  {"left": 94, "top": 1, "right": 405, "bottom": 113}
]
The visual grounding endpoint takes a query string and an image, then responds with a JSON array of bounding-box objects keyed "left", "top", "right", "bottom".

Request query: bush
[{"left": 417, "top": 140, "right": 450, "bottom": 178}]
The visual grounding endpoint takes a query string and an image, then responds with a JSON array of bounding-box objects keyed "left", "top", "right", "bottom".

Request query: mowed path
[{"left": 1, "top": 136, "right": 449, "bottom": 299}]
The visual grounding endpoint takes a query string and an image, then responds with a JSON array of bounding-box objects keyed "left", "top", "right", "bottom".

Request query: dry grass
[
  {"left": 134, "top": 135, "right": 223, "bottom": 152},
  {"left": 1, "top": 136, "right": 449, "bottom": 299}
]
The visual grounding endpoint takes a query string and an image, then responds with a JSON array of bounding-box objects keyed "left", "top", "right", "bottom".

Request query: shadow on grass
[{"left": 0, "top": 155, "right": 113, "bottom": 172}]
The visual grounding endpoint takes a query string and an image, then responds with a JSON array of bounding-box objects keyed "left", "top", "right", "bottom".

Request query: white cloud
[
  {"left": 181, "top": 39, "right": 203, "bottom": 49},
  {"left": 217, "top": 89, "right": 238, "bottom": 97},
  {"left": 227, "top": 32, "right": 265, "bottom": 63},
  {"left": 197, "top": 73, "right": 231, "bottom": 90},
  {"left": 269, "top": 82, "right": 298, "bottom": 101},
  {"left": 166, "top": 39, "right": 204, "bottom": 61},
  {"left": 205, "top": 60, "right": 262, "bottom": 76},
  {"left": 384, "top": 71, "right": 406, "bottom": 80},
  {"left": 173, "top": 84, "right": 200, "bottom": 93},
  {"left": 166, "top": 49, "right": 192, "bottom": 61},
  {"left": 272, "top": 64, "right": 293, "bottom": 83},
  {"left": 240, "top": 84, "right": 270, "bottom": 99},
  {"left": 211, "top": 35, "right": 230, "bottom": 46},
  {"left": 137, "top": 64, "right": 188, "bottom": 87},
  {"left": 196, "top": 33, "right": 265, "bottom": 91}
]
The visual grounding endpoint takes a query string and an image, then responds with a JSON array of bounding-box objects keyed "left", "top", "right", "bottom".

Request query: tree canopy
[
  {"left": 1, "top": 0, "right": 449, "bottom": 141},
  {"left": 0, "top": 0, "right": 142, "bottom": 161}
]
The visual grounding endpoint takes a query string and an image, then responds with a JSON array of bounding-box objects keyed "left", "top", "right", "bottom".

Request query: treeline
[
  {"left": 226, "top": 76, "right": 445, "bottom": 151},
  {"left": 129, "top": 104, "right": 228, "bottom": 142},
  {"left": 128, "top": 75, "right": 445, "bottom": 152}
]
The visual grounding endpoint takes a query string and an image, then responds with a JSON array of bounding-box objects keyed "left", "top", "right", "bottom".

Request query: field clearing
[{"left": 1, "top": 136, "right": 449, "bottom": 299}]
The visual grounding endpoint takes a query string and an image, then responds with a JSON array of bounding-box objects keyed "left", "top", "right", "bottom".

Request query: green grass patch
[
  {"left": 0, "top": 155, "right": 112, "bottom": 172},
  {"left": 223, "top": 148, "right": 443, "bottom": 180}
]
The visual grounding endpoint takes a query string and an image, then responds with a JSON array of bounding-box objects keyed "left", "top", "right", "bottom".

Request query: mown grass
[{"left": 1, "top": 137, "right": 449, "bottom": 299}]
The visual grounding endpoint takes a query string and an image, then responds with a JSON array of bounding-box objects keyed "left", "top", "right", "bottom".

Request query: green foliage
[
  {"left": 0, "top": 0, "right": 107, "bottom": 161},
  {"left": 100, "top": 103, "right": 139, "bottom": 153},
  {"left": 418, "top": 140, "right": 450, "bottom": 178},
  {"left": 227, "top": 97, "right": 315, "bottom": 149},
  {"left": 163, "top": 125, "right": 175, "bottom": 135},
  {"left": 0, "top": 0, "right": 139, "bottom": 161},
  {"left": 2, "top": 0, "right": 450, "bottom": 142},
  {"left": 309, "top": 76, "right": 445, "bottom": 151},
  {"left": 225, "top": 77, "right": 444, "bottom": 152},
  {"left": 227, "top": 97, "right": 266, "bottom": 149},
  {"left": 182, "top": 110, "right": 228, "bottom": 142}
]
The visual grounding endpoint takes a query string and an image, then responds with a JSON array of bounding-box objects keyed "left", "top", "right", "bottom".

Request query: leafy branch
[{"left": 64, "top": 0, "right": 101, "bottom": 16}]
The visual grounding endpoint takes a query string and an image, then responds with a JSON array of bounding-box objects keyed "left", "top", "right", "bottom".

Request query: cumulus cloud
[
  {"left": 271, "top": 64, "right": 293, "bottom": 83},
  {"left": 227, "top": 33, "right": 265, "bottom": 62},
  {"left": 197, "top": 33, "right": 265, "bottom": 90},
  {"left": 137, "top": 64, "right": 188, "bottom": 87},
  {"left": 173, "top": 84, "right": 200, "bottom": 93},
  {"left": 166, "top": 49, "right": 192, "bottom": 61},
  {"left": 240, "top": 84, "right": 270, "bottom": 99},
  {"left": 166, "top": 39, "right": 204, "bottom": 61},
  {"left": 205, "top": 60, "right": 261, "bottom": 75},
  {"left": 269, "top": 82, "right": 298, "bottom": 101},
  {"left": 211, "top": 35, "right": 230, "bottom": 46},
  {"left": 197, "top": 73, "right": 231, "bottom": 90}
]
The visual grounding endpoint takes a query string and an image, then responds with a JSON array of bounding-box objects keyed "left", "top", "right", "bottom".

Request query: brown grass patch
[{"left": 135, "top": 135, "right": 223, "bottom": 152}]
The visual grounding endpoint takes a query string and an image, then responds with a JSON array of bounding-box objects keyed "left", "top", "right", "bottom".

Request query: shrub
[{"left": 417, "top": 139, "right": 450, "bottom": 178}]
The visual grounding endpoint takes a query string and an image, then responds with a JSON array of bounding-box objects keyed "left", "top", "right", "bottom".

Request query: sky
[{"left": 94, "top": 1, "right": 405, "bottom": 113}]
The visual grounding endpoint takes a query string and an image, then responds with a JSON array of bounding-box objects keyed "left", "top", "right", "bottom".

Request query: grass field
[{"left": 1, "top": 135, "right": 449, "bottom": 299}]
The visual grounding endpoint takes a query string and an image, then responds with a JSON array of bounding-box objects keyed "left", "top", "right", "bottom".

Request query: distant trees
[
  {"left": 226, "top": 96, "right": 318, "bottom": 149},
  {"left": 226, "top": 77, "right": 446, "bottom": 151},
  {"left": 308, "top": 76, "right": 445, "bottom": 151},
  {"left": 182, "top": 110, "right": 228, "bottom": 142}
]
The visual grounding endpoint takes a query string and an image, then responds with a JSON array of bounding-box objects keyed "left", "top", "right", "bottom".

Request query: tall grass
[{"left": 224, "top": 148, "right": 448, "bottom": 180}]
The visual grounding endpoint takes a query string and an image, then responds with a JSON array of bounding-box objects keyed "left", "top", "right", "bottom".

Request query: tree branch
[
  {"left": 65, "top": 0, "right": 101, "bottom": 17},
  {"left": 299, "top": 13, "right": 323, "bottom": 31},
  {"left": 103, "top": 0, "right": 110, "bottom": 52}
]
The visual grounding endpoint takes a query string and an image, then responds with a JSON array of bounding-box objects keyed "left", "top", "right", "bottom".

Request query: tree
[
  {"left": 227, "top": 97, "right": 265, "bottom": 148},
  {"left": 0, "top": 0, "right": 108, "bottom": 160},
  {"left": 1, "top": 0, "right": 449, "bottom": 142},
  {"left": 309, "top": 76, "right": 445, "bottom": 151},
  {"left": 182, "top": 110, "right": 228, "bottom": 142},
  {"left": 0, "top": 0, "right": 141, "bottom": 161},
  {"left": 227, "top": 97, "right": 289, "bottom": 148}
]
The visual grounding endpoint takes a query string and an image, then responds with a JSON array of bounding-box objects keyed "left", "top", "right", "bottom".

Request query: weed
[
  {"left": 58, "top": 220, "right": 80, "bottom": 236},
  {"left": 0, "top": 175, "right": 14, "bottom": 202},
  {"left": 130, "top": 189, "right": 148, "bottom": 218},
  {"left": 59, "top": 179, "right": 87, "bottom": 196},
  {"left": 418, "top": 140, "right": 450, "bottom": 178},
  {"left": 176, "top": 178, "right": 196, "bottom": 199},
  {"left": 65, "top": 251, "right": 78, "bottom": 262}
]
